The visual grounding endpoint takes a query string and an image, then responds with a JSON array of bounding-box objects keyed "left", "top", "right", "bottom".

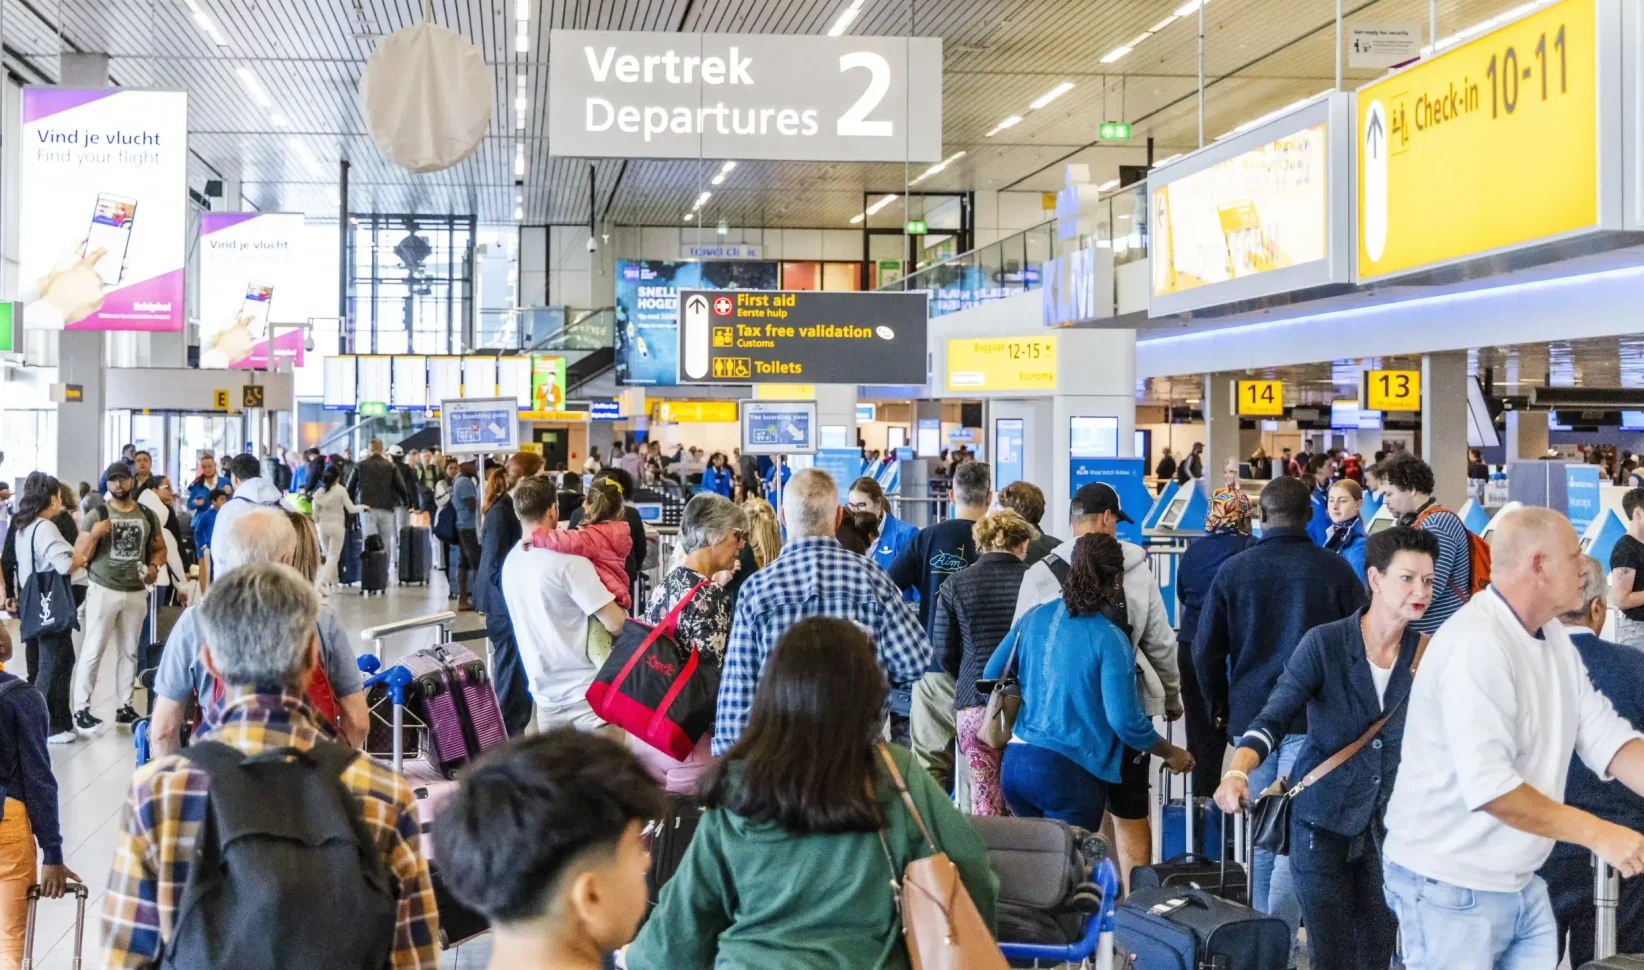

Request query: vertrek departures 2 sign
[
  {"left": 548, "top": 31, "right": 942, "bottom": 161},
  {"left": 677, "top": 290, "right": 927, "bottom": 384}
]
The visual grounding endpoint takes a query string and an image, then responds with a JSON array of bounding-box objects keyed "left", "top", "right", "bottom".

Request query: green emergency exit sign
[
  {"left": 1099, "top": 121, "right": 1132, "bottom": 141},
  {"left": 905, "top": 220, "right": 929, "bottom": 235},
  {"left": 0, "top": 301, "right": 20, "bottom": 355},
  {"left": 359, "top": 401, "right": 388, "bottom": 417}
]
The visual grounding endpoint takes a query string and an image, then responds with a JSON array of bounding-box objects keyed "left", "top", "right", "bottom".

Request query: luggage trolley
[
  {"left": 997, "top": 857, "right": 1121, "bottom": 970},
  {"left": 355, "top": 611, "right": 491, "bottom": 952}
]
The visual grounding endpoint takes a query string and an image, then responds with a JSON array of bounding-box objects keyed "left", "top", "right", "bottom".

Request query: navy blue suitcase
[
  {"left": 1161, "top": 798, "right": 1225, "bottom": 862},
  {"left": 1117, "top": 887, "right": 1287, "bottom": 970}
]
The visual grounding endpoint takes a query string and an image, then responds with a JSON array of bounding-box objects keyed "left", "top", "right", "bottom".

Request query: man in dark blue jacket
[
  {"left": 0, "top": 626, "right": 78, "bottom": 963},
  {"left": 475, "top": 453, "right": 540, "bottom": 737},
  {"left": 1538, "top": 554, "right": 1644, "bottom": 968},
  {"left": 1193, "top": 476, "right": 1364, "bottom": 946}
]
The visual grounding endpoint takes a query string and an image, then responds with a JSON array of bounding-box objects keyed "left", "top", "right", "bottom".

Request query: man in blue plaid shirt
[{"left": 713, "top": 467, "right": 928, "bottom": 755}]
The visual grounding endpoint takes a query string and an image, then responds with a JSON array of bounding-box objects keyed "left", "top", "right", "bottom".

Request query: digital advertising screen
[
  {"left": 390, "top": 356, "right": 428, "bottom": 410},
  {"left": 323, "top": 356, "right": 356, "bottom": 410},
  {"left": 198, "top": 212, "right": 311, "bottom": 369},
  {"left": 19, "top": 88, "right": 189, "bottom": 331},
  {"left": 1153, "top": 122, "right": 1327, "bottom": 299},
  {"left": 614, "top": 259, "right": 779, "bottom": 386},
  {"left": 428, "top": 356, "right": 463, "bottom": 405},
  {"left": 1070, "top": 416, "right": 1120, "bottom": 458}
]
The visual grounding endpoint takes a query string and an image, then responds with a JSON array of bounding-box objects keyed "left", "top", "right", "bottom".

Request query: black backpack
[
  {"left": 1044, "top": 553, "right": 1131, "bottom": 637},
  {"left": 162, "top": 740, "right": 397, "bottom": 970}
]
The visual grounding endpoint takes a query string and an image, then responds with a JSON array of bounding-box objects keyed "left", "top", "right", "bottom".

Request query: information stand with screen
[{"left": 742, "top": 400, "right": 818, "bottom": 456}]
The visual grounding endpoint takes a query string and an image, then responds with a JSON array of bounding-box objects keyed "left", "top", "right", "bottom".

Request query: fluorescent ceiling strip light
[
  {"left": 1097, "top": 178, "right": 1119, "bottom": 191},
  {"left": 986, "top": 115, "right": 1022, "bottom": 136},
  {"left": 514, "top": 206, "right": 523, "bottom": 220},
  {"left": 1148, "top": 14, "right": 1178, "bottom": 32},
  {"left": 234, "top": 67, "right": 274, "bottom": 108},
  {"left": 827, "top": 0, "right": 865, "bottom": 36},
  {"left": 516, "top": 31, "right": 529, "bottom": 52},
  {"left": 1029, "top": 81, "right": 1075, "bottom": 110},
  {"left": 684, "top": 213, "right": 694, "bottom": 221},
  {"left": 1099, "top": 45, "right": 1132, "bottom": 64},
  {"left": 849, "top": 213, "right": 865, "bottom": 224},
  {"left": 720, "top": 160, "right": 737, "bottom": 173},
  {"left": 514, "top": 146, "right": 526, "bottom": 176},
  {"left": 711, "top": 174, "right": 725, "bottom": 185},
  {"left": 1173, "top": 0, "right": 1209, "bottom": 18},
  {"left": 515, "top": 0, "right": 530, "bottom": 19},
  {"left": 866, "top": 193, "right": 898, "bottom": 215}
]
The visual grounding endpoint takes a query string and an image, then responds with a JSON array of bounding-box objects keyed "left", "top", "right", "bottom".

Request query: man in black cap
[
  {"left": 1013, "top": 480, "right": 1183, "bottom": 891},
  {"left": 1191, "top": 475, "right": 1365, "bottom": 951}
]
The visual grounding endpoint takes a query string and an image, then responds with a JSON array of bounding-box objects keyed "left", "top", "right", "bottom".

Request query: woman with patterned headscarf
[{"left": 1173, "top": 487, "right": 1256, "bottom": 793}]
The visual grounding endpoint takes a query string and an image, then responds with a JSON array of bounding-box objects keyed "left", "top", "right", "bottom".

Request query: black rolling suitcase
[
  {"left": 645, "top": 794, "right": 703, "bottom": 909},
  {"left": 362, "top": 534, "right": 389, "bottom": 596},
  {"left": 339, "top": 518, "right": 364, "bottom": 586},
  {"left": 399, "top": 526, "right": 430, "bottom": 585}
]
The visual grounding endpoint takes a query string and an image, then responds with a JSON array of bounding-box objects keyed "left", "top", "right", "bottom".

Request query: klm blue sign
[{"left": 1565, "top": 464, "right": 1602, "bottom": 535}]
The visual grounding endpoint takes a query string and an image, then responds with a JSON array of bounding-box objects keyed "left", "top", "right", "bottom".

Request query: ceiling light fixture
[
  {"left": 516, "top": 29, "right": 529, "bottom": 52},
  {"left": 720, "top": 160, "right": 737, "bottom": 173},
  {"left": 182, "top": 0, "right": 230, "bottom": 46},
  {"left": 1173, "top": 0, "right": 1209, "bottom": 18},
  {"left": 514, "top": 206, "right": 523, "bottom": 220},
  {"left": 1029, "top": 81, "right": 1075, "bottom": 110},
  {"left": 849, "top": 213, "right": 865, "bottom": 224},
  {"left": 711, "top": 174, "right": 725, "bottom": 185},
  {"left": 827, "top": 0, "right": 866, "bottom": 37},
  {"left": 1097, "top": 178, "right": 1119, "bottom": 191},
  {"left": 909, "top": 150, "right": 967, "bottom": 185},
  {"left": 515, "top": 0, "right": 530, "bottom": 19},
  {"left": 514, "top": 145, "right": 526, "bottom": 177},
  {"left": 985, "top": 115, "right": 1022, "bottom": 136},
  {"left": 684, "top": 213, "right": 694, "bottom": 221},
  {"left": 1098, "top": 45, "right": 1132, "bottom": 64},
  {"left": 234, "top": 67, "right": 274, "bottom": 108},
  {"left": 1147, "top": 14, "right": 1178, "bottom": 31},
  {"left": 866, "top": 193, "right": 898, "bottom": 215}
]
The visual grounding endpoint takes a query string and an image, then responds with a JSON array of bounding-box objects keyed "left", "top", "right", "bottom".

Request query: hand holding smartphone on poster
[
  {"left": 33, "top": 234, "right": 127, "bottom": 326},
  {"left": 201, "top": 282, "right": 275, "bottom": 367}
]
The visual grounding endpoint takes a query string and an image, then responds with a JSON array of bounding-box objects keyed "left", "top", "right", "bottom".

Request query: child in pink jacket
[{"left": 523, "top": 478, "right": 633, "bottom": 609}]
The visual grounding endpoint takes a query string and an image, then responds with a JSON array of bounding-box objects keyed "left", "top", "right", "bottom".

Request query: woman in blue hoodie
[
  {"left": 985, "top": 533, "right": 1194, "bottom": 828},
  {"left": 1323, "top": 480, "right": 1368, "bottom": 581}
]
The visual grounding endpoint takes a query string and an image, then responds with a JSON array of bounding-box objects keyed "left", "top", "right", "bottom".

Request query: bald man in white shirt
[{"left": 1382, "top": 507, "right": 1644, "bottom": 970}]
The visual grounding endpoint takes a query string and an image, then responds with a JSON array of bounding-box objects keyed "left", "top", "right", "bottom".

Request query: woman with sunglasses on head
[{"left": 1213, "top": 526, "right": 1438, "bottom": 970}]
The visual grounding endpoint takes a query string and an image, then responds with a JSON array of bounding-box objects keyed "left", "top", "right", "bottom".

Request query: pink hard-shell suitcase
[{"left": 399, "top": 642, "right": 507, "bottom": 779}]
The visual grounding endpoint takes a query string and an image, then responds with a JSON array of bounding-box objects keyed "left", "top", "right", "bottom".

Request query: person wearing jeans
[
  {"left": 1382, "top": 509, "right": 1644, "bottom": 970},
  {"left": 5, "top": 473, "right": 90, "bottom": 743},
  {"left": 69, "top": 463, "right": 165, "bottom": 733},
  {"left": 985, "top": 534, "right": 1192, "bottom": 837},
  {"left": 1245, "top": 734, "right": 1305, "bottom": 938}
]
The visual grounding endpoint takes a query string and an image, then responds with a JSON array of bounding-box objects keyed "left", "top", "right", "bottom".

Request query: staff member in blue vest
[
  {"left": 1306, "top": 453, "right": 1337, "bottom": 545},
  {"left": 701, "top": 452, "right": 735, "bottom": 499},
  {"left": 1324, "top": 480, "right": 1369, "bottom": 581},
  {"left": 848, "top": 476, "right": 918, "bottom": 572}
]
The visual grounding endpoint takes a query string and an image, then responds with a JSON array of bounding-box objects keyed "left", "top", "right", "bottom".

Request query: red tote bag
[{"left": 586, "top": 581, "right": 720, "bottom": 760}]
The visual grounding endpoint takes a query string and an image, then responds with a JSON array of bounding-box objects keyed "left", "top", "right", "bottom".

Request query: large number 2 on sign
[
  {"left": 1379, "top": 373, "right": 1411, "bottom": 399},
  {"left": 838, "top": 52, "right": 892, "bottom": 136}
]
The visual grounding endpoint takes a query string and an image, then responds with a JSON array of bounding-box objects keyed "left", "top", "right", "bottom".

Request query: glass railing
[
  {"left": 881, "top": 183, "right": 1148, "bottom": 318},
  {"left": 526, "top": 307, "right": 615, "bottom": 353}
]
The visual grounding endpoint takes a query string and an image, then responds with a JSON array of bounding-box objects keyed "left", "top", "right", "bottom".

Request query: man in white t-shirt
[
  {"left": 1382, "top": 506, "right": 1644, "bottom": 970},
  {"left": 499, "top": 475, "right": 627, "bottom": 734}
]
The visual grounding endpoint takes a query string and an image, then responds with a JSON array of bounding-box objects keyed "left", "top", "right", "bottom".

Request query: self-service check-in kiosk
[
  {"left": 1151, "top": 478, "right": 1208, "bottom": 532},
  {"left": 1458, "top": 500, "right": 1491, "bottom": 537},
  {"left": 1480, "top": 501, "right": 1524, "bottom": 546}
]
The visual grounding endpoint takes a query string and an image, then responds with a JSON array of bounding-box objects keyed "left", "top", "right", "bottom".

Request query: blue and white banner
[
  {"left": 1565, "top": 464, "right": 1602, "bottom": 536},
  {"left": 1070, "top": 457, "right": 1149, "bottom": 545}
]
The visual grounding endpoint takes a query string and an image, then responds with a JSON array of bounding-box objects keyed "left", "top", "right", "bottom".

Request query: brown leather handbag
[{"left": 875, "top": 745, "right": 1008, "bottom": 970}]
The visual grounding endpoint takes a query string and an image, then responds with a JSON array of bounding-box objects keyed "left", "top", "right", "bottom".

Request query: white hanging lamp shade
[{"left": 358, "top": 9, "right": 493, "bottom": 174}]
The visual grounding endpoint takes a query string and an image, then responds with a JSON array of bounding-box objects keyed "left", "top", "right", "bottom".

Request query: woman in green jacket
[{"left": 628, "top": 616, "right": 999, "bottom": 970}]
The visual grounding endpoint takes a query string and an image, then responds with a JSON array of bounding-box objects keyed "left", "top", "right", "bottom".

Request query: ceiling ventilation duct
[{"left": 358, "top": 2, "right": 492, "bottom": 174}]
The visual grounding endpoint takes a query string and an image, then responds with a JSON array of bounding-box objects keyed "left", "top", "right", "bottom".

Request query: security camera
[
  {"left": 303, "top": 333, "right": 316, "bottom": 352},
  {"left": 586, "top": 236, "right": 597, "bottom": 253}
]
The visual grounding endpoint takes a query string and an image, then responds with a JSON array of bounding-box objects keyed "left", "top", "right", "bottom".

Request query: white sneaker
[{"left": 47, "top": 731, "right": 77, "bottom": 744}]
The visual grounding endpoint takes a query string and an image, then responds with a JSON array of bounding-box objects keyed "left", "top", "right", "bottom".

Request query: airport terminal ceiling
[
  {"left": 1139, "top": 336, "right": 1644, "bottom": 407},
  {"left": 0, "top": 0, "right": 1561, "bottom": 228}
]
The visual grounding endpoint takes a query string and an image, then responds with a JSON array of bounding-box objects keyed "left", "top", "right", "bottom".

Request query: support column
[
  {"left": 55, "top": 53, "right": 112, "bottom": 488},
  {"left": 1203, "top": 374, "right": 1241, "bottom": 496},
  {"left": 1422, "top": 350, "right": 1470, "bottom": 508}
]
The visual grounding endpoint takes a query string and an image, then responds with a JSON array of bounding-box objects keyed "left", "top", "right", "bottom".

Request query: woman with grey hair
[{"left": 634, "top": 492, "right": 748, "bottom": 791}]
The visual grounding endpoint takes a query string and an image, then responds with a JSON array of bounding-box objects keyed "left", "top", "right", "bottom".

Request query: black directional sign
[{"left": 677, "top": 289, "right": 927, "bottom": 385}]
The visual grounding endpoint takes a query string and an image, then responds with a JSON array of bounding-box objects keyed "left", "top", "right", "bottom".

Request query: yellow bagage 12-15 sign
[
  {"left": 946, "top": 336, "right": 1058, "bottom": 392},
  {"left": 1358, "top": 0, "right": 1599, "bottom": 281}
]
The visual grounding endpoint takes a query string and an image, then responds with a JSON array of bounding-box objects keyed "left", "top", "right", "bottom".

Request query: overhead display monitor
[
  {"left": 18, "top": 88, "right": 189, "bottom": 332},
  {"left": 391, "top": 356, "right": 428, "bottom": 409},
  {"left": 198, "top": 213, "right": 312, "bottom": 369},
  {"left": 678, "top": 289, "right": 927, "bottom": 385},
  {"left": 946, "top": 335, "right": 1057, "bottom": 392},
  {"left": 1148, "top": 93, "right": 1351, "bottom": 316},
  {"left": 547, "top": 31, "right": 942, "bottom": 162},
  {"left": 530, "top": 357, "right": 568, "bottom": 413},
  {"left": 1070, "top": 416, "right": 1120, "bottom": 458},
  {"left": 615, "top": 259, "right": 778, "bottom": 386},
  {"left": 995, "top": 418, "right": 1025, "bottom": 490},
  {"left": 497, "top": 356, "right": 532, "bottom": 410},
  {"left": 1357, "top": 0, "right": 1610, "bottom": 281},
  {"left": 323, "top": 356, "right": 356, "bottom": 410},
  {"left": 463, "top": 356, "right": 499, "bottom": 398},
  {"left": 428, "top": 356, "right": 463, "bottom": 405},
  {"left": 357, "top": 355, "right": 391, "bottom": 407},
  {"left": 742, "top": 399, "right": 818, "bottom": 455}
]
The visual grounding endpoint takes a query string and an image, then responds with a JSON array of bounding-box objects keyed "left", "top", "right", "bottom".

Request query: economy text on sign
[
  {"left": 548, "top": 31, "right": 942, "bottom": 162},
  {"left": 946, "top": 336, "right": 1058, "bottom": 391},
  {"left": 1363, "top": 369, "right": 1421, "bottom": 411},
  {"left": 1358, "top": 0, "right": 1597, "bottom": 280},
  {"left": 679, "top": 289, "right": 927, "bottom": 385},
  {"left": 1234, "top": 380, "right": 1285, "bottom": 416}
]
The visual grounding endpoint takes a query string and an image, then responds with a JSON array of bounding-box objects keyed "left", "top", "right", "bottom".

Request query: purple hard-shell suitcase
[{"left": 399, "top": 642, "right": 506, "bottom": 778}]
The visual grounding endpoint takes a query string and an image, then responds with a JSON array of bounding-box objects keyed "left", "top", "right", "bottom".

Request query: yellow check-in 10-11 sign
[
  {"left": 1364, "top": 370, "right": 1422, "bottom": 411},
  {"left": 1234, "top": 380, "right": 1285, "bottom": 416},
  {"left": 946, "top": 336, "right": 1058, "bottom": 392},
  {"left": 1357, "top": 0, "right": 1598, "bottom": 280}
]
